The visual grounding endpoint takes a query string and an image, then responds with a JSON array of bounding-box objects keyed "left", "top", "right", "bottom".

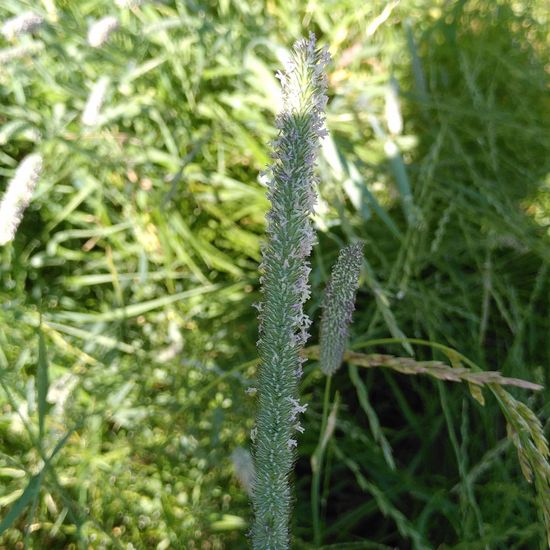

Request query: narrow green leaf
[
  {"left": 0, "top": 474, "right": 42, "bottom": 536},
  {"left": 37, "top": 328, "right": 49, "bottom": 443},
  {"left": 404, "top": 19, "right": 428, "bottom": 104},
  {"left": 349, "top": 364, "right": 395, "bottom": 470},
  {"left": 49, "top": 283, "right": 228, "bottom": 323},
  {"left": 385, "top": 141, "right": 417, "bottom": 226}
]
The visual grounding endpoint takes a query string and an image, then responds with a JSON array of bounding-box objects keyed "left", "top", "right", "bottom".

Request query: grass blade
[
  {"left": 0, "top": 474, "right": 42, "bottom": 536},
  {"left": 37, "top": 326, "right": 49, "bottom": 444}
]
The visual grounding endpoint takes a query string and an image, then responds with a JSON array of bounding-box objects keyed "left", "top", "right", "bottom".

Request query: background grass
[{"left": 0, "top": 0, "right": 549, "bottom": 548}]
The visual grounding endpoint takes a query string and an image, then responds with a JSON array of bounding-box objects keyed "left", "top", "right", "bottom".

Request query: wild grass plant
[
  {"left": 250, "top": 34, "right": 329, "bottom": 548},
  {"left": 0, "top": 0, "right": 549, "bottom": 548},
  {"left": 250, "top": 36, "right": 549, "bottom": 549}
]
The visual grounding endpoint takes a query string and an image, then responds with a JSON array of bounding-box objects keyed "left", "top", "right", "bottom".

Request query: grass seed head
[
  {"left": 1, "top": 12, "right": 43, "bottom": 40},
  {"left": 0, "top": 153, "right": 43, "bottom": 246},
  {"left": 87, "top": 16, "right": 119, "bottom": 48},
  {"left": 320, "top": 242, "right": 364, "bottom": 376}
]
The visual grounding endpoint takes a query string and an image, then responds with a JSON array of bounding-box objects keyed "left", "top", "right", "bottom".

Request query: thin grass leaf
[
  {"left": 311, "top": 382, "right": 339, "bottom": 546},
  {"left": 0, "top": 473, "right": 42, "bottom": 536},
  {"left": 333, "top": 444, "right": 429, "bottom": 550},
  {"left": 37, "top": 326, "right": 49, "bottom": 443},
  {"left": 49, "top": 283, "right": 229, "bottom": 323},
  {"left": 348, "top": 364, "right": 395, "bottom": 469}
]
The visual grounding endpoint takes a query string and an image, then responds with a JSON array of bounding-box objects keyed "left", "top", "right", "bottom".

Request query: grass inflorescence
[{"left": 0, "top": 0, "right": 548, "bottom": 548}]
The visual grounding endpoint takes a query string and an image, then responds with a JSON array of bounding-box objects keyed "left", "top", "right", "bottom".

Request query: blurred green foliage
[{"left": 0, "top": 0, "right": 549, "bottom": 548}]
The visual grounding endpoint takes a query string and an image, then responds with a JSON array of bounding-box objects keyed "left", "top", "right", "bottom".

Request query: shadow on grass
[{"left": 305, "top": 2, "right": 550, "bottom": 549}]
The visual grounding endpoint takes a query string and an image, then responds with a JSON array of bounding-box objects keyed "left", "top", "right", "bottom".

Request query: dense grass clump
[{"left": 0, "top": 0, "right": 549, "bottom": 548}]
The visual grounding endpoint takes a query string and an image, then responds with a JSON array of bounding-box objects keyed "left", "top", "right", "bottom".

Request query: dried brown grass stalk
[{"left": 304, "top": 346, "right": 543, "bottom": 392}]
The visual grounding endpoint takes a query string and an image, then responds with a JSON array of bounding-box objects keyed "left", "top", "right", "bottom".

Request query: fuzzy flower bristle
[
  {"left": 251, "top": 33, "right": 329, "bottom": 549},
  {"left": 0, "top": 154, "right": 43, "bottom": 246},
  {"left": 1, "top": 12, "right": 43, "bottom": 40},
  {"left": 319, "top": 242, "right": 364, "bottom": 376},
  {"left": 82, "top": 77, "right": 110, "bottom": 127},
  {"left": 87, "top": 16, "right": 118, "bottom": 48}
]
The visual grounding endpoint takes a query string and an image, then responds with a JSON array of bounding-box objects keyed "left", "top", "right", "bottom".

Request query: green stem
[{"left": 312, "top": 375, "right": 332, "bottom": 546}]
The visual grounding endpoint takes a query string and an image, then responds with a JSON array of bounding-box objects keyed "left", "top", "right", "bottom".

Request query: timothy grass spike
[
  {"left": 319, "top": 243, "right": 364, "bottom": 376},
  {"left": 251, "top": 33, "right": 329, "bottom": 549},
  {"left": 0, "top": 154, "right": 43, "bottom": 246}
]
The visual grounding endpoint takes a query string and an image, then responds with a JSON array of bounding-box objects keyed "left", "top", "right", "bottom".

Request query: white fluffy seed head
[
  {"left": 0, "top": 153, "right": 43, "bottom": 246},
  {"left": 115, "top": 0, "right": 144, "bottom": 7},
  {"left": 82, "top": 77, "right": 110, "bottom": 126},
  {"left": 0, "top": 41, "right": 43, "bottom": 64},
  {"left": 231, "top": 447, "right": 255, "bottom": 495},
  {"left": 385, "top": 78, "right": 403, "bottom": 135},
  {"left": 1, "top": 12, "right": 43, "bottom": 40},
  {"left": 87, "top": 16, "right": 118, "bottom": 48}
]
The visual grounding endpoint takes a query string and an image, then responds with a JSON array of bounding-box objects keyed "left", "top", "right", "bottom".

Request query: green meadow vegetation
[{"left": 0, "top": 0, "right": 549, "bottom": 548}]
